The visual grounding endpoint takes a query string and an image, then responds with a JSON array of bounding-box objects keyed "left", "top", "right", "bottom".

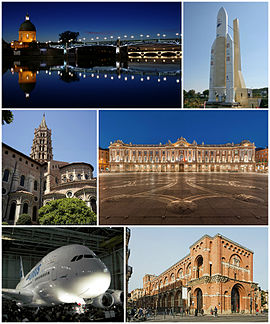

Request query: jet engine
[
  {"left": 107, "top": 289, "right": 123, "bottom": 305},
  {"left": 91, "top": 293, "right": 114, "bottom": 309}
]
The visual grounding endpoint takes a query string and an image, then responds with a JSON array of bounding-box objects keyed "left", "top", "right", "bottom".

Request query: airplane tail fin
[{"left": 19, "top": 256, "right": 24, "bottom": 280}]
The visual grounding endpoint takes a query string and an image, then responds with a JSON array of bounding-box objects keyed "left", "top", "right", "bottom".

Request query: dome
[
  {"left": 19, "top": 15, "right": 36, "bottom": 32},
  {"left": 19, "top": 82, "right": 36, "bottom": 94}
]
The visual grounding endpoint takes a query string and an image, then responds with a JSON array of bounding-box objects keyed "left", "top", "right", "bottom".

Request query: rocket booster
[{"left": 208, "top": 7, "right": 234, "bottom": 103}]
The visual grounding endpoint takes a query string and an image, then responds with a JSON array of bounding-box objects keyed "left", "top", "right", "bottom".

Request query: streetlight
[{"left": 146, "top": 35, "right": 150, "bottom": 38}]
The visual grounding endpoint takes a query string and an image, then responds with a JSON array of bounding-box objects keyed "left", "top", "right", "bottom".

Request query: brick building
[
  {"left": 135, "top": 234, "right": 261, "bottom": 315},
  {"left": 99, "top": 148, "right": 109, "bottom": 172},
  {"left": 108, "top": 137, "right": 256, "bottom": 173},
  {"left": 130, "top": 288, "right": 144, "bottom": 303},
  {"left": 2, "top": 114, "right": 96, "bottom": 224},
  {"left": 255, "top": 147, "right": 268, "bottom": 172}
]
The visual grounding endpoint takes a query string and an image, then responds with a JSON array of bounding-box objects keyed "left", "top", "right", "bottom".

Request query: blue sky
[
  {"left": 184, "top": 2, "right": 268, "bottom": 92},
  {"left": 99, "top": 110, "right": 268, "bottom": 149},
  {"left": 128, "top": 227, "right": 268, "bottom": 291},
  {"left": 2, "top": 2, "right": 181, "bottom": 42},
  {"left": 2, "top": 110, "right": 97, "bottom": 176}
]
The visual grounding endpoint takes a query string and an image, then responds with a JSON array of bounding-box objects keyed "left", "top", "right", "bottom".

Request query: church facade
[
  {"left": 109, "top": 137, "right": 256, "bottom": 173},
  {"left": 135, "top": 234, "right": 261, "bottom": 315},
  {"left": 2, "top": 115, "right": 96, "bottom": 225}
]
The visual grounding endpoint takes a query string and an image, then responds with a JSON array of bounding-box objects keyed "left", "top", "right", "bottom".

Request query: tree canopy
[
  {"left": 16, "top": 214, "right": 32, "bottom": 225},
  {"left": 2, "top": 110, "right": 14, "bottom": 125},
  {"left": 38, "top": 198, "right": 96, "bottom": 225},
  {"left": 59, "top": 31, "right": 79, "bottom": 44}
]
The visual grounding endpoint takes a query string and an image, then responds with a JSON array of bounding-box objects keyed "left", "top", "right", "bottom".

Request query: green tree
[
  {"left": 16, "top": 214, "right": 32, "bottom": 225},
  {"left": 2, "top": 110, "right": 14, "bottom": 125},
  {"left": 59, "top": 31, "right": 79, "bottom": 44},
  {"left": 202, "top": 89, "right": 209, "bottom": 97},
  {"left": 38, "top": 198, "right": 96, "bottom": 225}
]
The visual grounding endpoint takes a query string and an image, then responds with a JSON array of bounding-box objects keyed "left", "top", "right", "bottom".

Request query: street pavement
[
  {"left": 99, "top": 172, "right": 268, "bottom": 225},
  {"left": 145, "top": 314, "right": 268, "bottom": 322}
]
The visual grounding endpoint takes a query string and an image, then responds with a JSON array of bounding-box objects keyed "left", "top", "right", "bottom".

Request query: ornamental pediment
[
  {"left": 110, "top": 140, "right": 125, "bottom": 147},
  {"left": 173, "top": 137, "right": 190, "bottom": 147}
]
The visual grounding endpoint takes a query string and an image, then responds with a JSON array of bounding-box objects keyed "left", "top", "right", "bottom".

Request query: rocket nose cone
[{"left": 218, "top": 7, "right": 227, "bottom": 16}]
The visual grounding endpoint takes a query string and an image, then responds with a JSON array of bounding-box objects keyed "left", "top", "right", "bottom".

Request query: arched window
[
  {"left": 9, "top": 202, "right": 16, "bottom": 221},
  {"left": 3, "top": 169, "right": 10, "bottom": 182},
  {"left": 178, "top": 268, "right": 184, "bottom": 279},
  {"left": 90, "top": 197, "right": 97, "bottom": 214},
  {"left": 32, "top": 206, "right": 37, "bottom": 222},
  {"left": 77, "top": 174, "right": 81, "bottom": 180},
  {"left": 69, "top": 174, "right": 74, "bottom": 181},
  {"left": 43, "top": 180, "right": 46, "bottom": 192},
  {"left": 20, "top": 175, "right": 25, "bottom": 186},
  {"left": 34, "top": 180, "right": 38, "bottom": 191},
  {"left": 23, "top": 203, "right": 28, "bottom": 214}
]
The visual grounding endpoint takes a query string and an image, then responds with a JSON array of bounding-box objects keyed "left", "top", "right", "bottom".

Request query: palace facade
[
  {"left": 2, "top": 115, "right": 96, "bottom": 225},
  {"left": 109, "top": 137, "right": 256, "bottom": 173},
  {"left": 135, "top": 234, "right": 261, "bottom": 315}
]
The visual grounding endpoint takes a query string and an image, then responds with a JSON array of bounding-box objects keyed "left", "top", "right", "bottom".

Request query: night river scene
[{"left": 2, "top": 2, "right": 181, "bottom": 108}]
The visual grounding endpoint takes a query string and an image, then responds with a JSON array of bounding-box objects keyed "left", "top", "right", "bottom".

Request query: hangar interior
[{"left": 2, "top": 227, "right": 124, "bottom": 290}]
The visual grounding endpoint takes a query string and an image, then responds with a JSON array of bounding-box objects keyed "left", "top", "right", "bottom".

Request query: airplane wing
[{"left": 2, "top": 288, "right": 33, "bottom": 304}]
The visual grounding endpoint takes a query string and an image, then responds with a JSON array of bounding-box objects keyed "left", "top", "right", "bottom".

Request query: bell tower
[{"left": 30, "top": 114, "right": 53, "bottom": 163}]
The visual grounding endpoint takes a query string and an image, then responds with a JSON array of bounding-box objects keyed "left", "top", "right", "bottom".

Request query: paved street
[
  {"left": 144, "top": 314, "right": 268, "bottom": 322},
  {"left": 99, "top": 173, "right": 268, "bottom": 225}
]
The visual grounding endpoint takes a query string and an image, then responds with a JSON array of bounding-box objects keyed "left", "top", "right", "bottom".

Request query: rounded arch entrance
[
  {"left": 194, "top": 288, "right": 203, "bottom": 311},
  {"left": 231, "top": 284, "right": 245, "bottom": 313}
]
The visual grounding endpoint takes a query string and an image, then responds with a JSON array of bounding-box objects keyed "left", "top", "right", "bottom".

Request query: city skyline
[
  {"left": 184, "top": 2, "right": 268, "bottom": 92},
  {"left": 2, "top": 2, "right": 181, "bottom": 43},
  {"left": 128, "top": 227, "right": 268, "bottom": 292},
  {"left": 100, "top": 110, "right": 268, "bottom": 148},
  {"left": 2, "top": 110, "right": 97, "bottom": 176}
]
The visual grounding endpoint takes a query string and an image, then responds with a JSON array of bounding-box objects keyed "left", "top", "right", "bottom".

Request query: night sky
[
  {"left": 2, "top": 2, "right": 181, "bottom": 42},
  {"left": 100, "top": 110, "right": 268, "bottom": 148}
]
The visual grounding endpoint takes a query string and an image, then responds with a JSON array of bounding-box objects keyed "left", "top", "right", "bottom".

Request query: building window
[
  {"left": 32, "top": 206, "right": 37, "bottom": 222},
  {"left": 20, "top": 175, "right": 25, "bottom": 186},
  {"left": 85, "top": 174, "right": 89, "bottom": 180},
  {"left": 66, "top": 191, "right": 73, "bottom": 198},
  {"left": 34, "top": 180, "right": 38, "bottom": 191},
  {"left": 23, "top": 203, "right": 28, "bottom": 214},
  {"left": 3, "top": 169, "right": 10, "bottom": 182}
]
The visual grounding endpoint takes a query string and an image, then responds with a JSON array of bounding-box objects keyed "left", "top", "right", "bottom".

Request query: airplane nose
[{"left": 78, "top": 270, "right": 111, "bottom": 298}]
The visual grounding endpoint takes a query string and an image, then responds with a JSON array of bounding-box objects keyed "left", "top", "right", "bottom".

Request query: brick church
[
  {"left": 2, "top": 114, "right": 96, "bottom": 224},
  {"left": 136, "top": 233, "right": 261, "bottom": 314}
]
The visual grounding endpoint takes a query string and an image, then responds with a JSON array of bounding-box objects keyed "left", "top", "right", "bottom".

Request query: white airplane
[{"left": 2, "top": 244, "right": 123, "bottom": 308}]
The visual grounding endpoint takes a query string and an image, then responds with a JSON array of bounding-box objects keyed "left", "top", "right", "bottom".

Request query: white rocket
[{"left": 208, "top": 7, "right": 239, "bottom": 104}]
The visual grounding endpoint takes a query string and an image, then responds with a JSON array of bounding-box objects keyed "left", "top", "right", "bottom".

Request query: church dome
[{"left": 19, "top": 15, "right": 36, "bottom": 32}]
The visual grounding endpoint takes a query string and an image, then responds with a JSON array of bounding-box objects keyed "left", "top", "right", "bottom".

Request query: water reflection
[{"left": 3, "top": 58, "right": 181, "bottom": 108}]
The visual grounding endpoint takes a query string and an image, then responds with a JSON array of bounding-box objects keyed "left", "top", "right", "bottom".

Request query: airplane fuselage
[{"left": 12, "top": 245, "right": 111, "bottom": 306}]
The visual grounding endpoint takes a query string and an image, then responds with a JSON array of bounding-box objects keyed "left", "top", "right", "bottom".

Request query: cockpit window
[
  {"left": 71, "top": 256, "right": 77, "bottom": 262},
  {"left": 84, "top": 254, "right": 94, "bottom": 258},
  {"left": 77, "top": 255, "right": 83, "bottom": 261}
]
